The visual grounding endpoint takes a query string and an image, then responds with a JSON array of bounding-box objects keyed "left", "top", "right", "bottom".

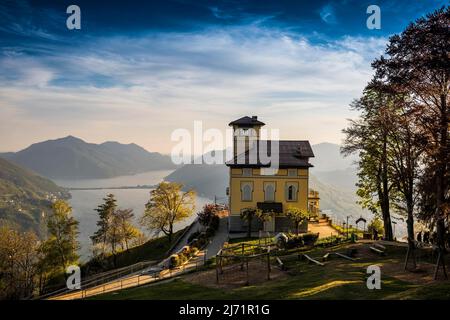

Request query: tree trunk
[
  {"left": 247, "top": 216, "right": 252, "bottom": 238},
  {"left": 405, "top": 193, "right": 417, "bottom": 269},
  {"left": 168, "top": 224, "right": 173, "bottom": 243},
  {"left": 435, "top": 93, "right": 448, "bottom": 251},
  {"left": 381, "top": 135, "right": 394, "bottom": 241}
]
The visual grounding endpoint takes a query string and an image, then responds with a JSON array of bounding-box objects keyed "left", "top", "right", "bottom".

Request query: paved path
[
  {"left": 205, "top": 217, "right": 229, "bottom": 260},
  {"left": 308, "top": 222, "right": 339, "bottom": 239},
  {"left": 49, "top": 251, "right": 206, "bottom": 300}
]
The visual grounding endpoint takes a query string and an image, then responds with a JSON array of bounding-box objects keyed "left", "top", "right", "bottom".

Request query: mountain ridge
[
  {"left": 1, "top": 136, "right": 177, "bottom": 179},
  {"left": 0, "top": 157, "right": 69, "bottom": 237}
]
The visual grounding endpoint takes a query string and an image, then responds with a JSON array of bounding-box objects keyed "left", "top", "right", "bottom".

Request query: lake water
[{"left": 53, "top": 170, "right": 212, "bottom": 261}]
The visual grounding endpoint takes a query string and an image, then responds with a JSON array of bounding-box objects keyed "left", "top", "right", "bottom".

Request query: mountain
[
  {"left": 310, "top": 142, "right": 359, "bottom": 191},
  {"left": 310, "top": 142, "right": 358, "bottom": 172},
  {"left": 165, "top": 163, "right": 228, "bottom": 199},
  {"left": 1, "top": 136, "right": 177, "bottom": 179},
  {"left": 0, "top": 157, "right": 69, "bottom": 237},
  {"left": 313, "top": 167, "right": 358, "bottom": 191}
]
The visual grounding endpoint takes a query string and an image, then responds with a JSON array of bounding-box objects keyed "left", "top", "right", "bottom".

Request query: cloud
[{"left": 0, "top": 25, "right": 387, "bottom": 152}]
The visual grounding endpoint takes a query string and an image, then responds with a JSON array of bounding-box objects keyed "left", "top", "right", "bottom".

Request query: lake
[{"left": 53, "top": 170, "right": 212, "bottom": 261}]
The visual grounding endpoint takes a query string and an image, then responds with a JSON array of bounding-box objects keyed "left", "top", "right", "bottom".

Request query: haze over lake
[{"left": 54, "top": 170, "right": 211, "bottom": 261}]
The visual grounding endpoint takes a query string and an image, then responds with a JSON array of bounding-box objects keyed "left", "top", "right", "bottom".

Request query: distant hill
[
  {"left": 310, "top": 142, "right": 359, "bottom": 191},
  {"left": 165, "top": 162, "right": 228, "bottom": 199},
  {"left": 310, "top": 142, "right": 358, "bottom": 172},
  {"left": 0, "top": 158, "right": 69, "bottom": 237},
  {"left": 1, "top": 136, "right": 177, "bottom": 179}
]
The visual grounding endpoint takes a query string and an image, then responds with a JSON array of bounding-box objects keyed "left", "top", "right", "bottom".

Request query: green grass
[
  {"left": 89, "top": 241, "right": 450, "bottom": 300},
  {"left": 89, "top": 279, "right": 235, "bottom": 300},
  {"left": 384, "top": 282, "right": 450, "bottom": 300},
  {"left": 82, "top": 227, "right": 188, "bottom": 274}
]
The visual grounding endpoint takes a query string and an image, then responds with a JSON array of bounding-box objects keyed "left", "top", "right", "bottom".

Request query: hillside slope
[
  {"left": 1, "top": 136, "right": 177, "bottom": 179},
  {"left": 0, "top": 158, "right": 69, "bottom": 237}
]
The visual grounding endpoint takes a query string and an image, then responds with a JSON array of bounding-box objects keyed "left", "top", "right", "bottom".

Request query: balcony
[{"left": 257, "top": 202, "right": 283, "bottom": 214}]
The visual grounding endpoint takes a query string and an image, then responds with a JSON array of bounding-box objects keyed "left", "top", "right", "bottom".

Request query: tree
[
  {"left": 141, "top": 182, "right": 196, "bottom": 242},
  {"left": 370, "top": 7, "right": 449, "bottom": 277},
  {"left": 342, "top": 83, "right": 395, "bottom": 241},
  {"left": 240, "top": 207, "right": 263, "bottom": 238},
  {"left": 114, "top": 209, "right": 141, "bottom": 251},
  {"left": 368, "top": 217, "right": 384, "bottom": 238},
  {"left": 373, "top": 7, "right": 449, "bottom": 251},
  {"left": 39, "top": 200, "right": 79, "bottom": 279},
  {"left": 197, "top": 204, "right": 220, "bottom": 228},
  {"left": 91, "top": 194, "right": 117, "bottom": 254},
  {"left": 0, "top": 226, "right": 39, "bottom": 299},
  {"left": 384, "top": 94, "right": 426, "bottom": 269},
  {"left": 285, "top": 206, "right": 309, "bottom": 235}
]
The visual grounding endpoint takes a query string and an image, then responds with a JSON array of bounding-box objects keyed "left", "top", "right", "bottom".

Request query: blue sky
[{"left": 0, "top": 0, "right": 447, "bottom": 153}]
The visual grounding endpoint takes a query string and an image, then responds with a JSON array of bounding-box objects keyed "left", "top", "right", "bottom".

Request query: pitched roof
[
  {"left": 226, "top": 140, "right": 314, "bottom": 168},
  {"left": 228, "top": 116, "right": 265, "bottom": 127}
]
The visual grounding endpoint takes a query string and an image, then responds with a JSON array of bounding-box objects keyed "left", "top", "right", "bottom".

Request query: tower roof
[{"left": 228, "top": 116, "right": 265, "bottom": 127}]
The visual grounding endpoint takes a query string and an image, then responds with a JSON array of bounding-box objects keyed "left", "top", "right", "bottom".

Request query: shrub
[
  {"left": 210, "top": 215, "right": 220, "bottom": 231},
  {"left": 190, "top": 247, "right": 199, "bottom": 257},
  {"left": 368, "top": 217, "right": 384, "bottom": 236},
  {"left": 281, "top": 233, "right": 319, "bottom": 249},
  {"left": 187, "top": 231, "right": 201, "bottom": 244},
  {"left": 198, "top": 204, "right": 220, "bottom": 227},
  {"left": 302, "top": 233, "right": 319, "bottom": 246},
  {"left": 169, "top": 254, "right": 181, "bottom": 268}
]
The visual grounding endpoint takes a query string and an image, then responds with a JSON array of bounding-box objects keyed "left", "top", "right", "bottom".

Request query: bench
[
  {"left": 276, "top": 257, "right": 287, "bottom": 271},
  {"left": 369, "top": 246, "right": 385, "bottom": 255},
  {"left": 303, "top": 254, "right": 325, "bottom": 266},
  {"left": 335, "top": 252, "right": 356, "bottom": 261},
  {"left": 374, "top": 243, "right": 386, "bottom": 251}
]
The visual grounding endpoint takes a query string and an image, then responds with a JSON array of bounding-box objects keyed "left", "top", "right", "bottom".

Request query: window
[
  {"left": 285, "top": 183, "right": 298, "bottom": 201},
  {"left": 261, "top": 167, "right": 277, "bottom": 176},
  {"left": 242, "top": 168, "right": 252, "bottom": 176},
  {"left": 288, "top": 169, "right": 297, "bottom": 177},
  {"left": 241, "top": 182, "right": 253, "bottom": 201},
  {"left": 264, "top": 182, "right": 276, "bottom": 202}
]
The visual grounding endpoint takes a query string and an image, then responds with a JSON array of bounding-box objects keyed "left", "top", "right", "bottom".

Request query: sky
[{"left": 0, "top": 0, "right": 447, "bottom": 154}]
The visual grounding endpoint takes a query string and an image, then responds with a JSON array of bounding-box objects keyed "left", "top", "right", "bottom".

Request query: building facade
[{"left": 226, "top": 116, "right": 315, "bottom": 233}]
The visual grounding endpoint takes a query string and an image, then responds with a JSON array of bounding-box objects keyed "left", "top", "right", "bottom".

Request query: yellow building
[
  {"left": 308, "top": 189, "right": 320, "bottom": 217},
  {"left": 226, "top": 116, "right": 315, "bottom": 233}
]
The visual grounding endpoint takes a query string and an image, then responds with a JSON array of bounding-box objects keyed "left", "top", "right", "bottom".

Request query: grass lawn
[
  {"left": 82, "top": 227, "right": 188, "bottom": 273},
  {"left": 88, "top": 241, "right": 450, "bottom": 300}
]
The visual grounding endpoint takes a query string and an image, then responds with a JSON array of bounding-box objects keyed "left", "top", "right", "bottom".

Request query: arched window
[
  {"left": 241, "top": 183, "right": 252, "bottom": 201},
  {"left": 264, "top": 183, "right": 275, "bottom": 202},
  {"left": 286, "top": 183, "right": 298, "bottom": 201},
  {"left": 288, "top": 185, "right": 294, "bottom": 200}
]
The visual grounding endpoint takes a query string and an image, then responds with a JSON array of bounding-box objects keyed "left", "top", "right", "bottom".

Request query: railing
[
  {"left": 56, "top": 254, "right": 206, "bottom": 300},
  {"left": 36, "top": 259, "right": 157, "bottom": 300}
]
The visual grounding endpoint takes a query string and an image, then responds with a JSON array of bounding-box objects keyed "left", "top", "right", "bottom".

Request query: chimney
[{"left": 252, "top": 116, "right": 257, "bottom": 121}]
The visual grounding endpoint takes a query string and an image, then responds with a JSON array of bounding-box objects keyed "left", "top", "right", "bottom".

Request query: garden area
[{"left": 89, "top": 239, "right": 450, "bottom": 300}]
